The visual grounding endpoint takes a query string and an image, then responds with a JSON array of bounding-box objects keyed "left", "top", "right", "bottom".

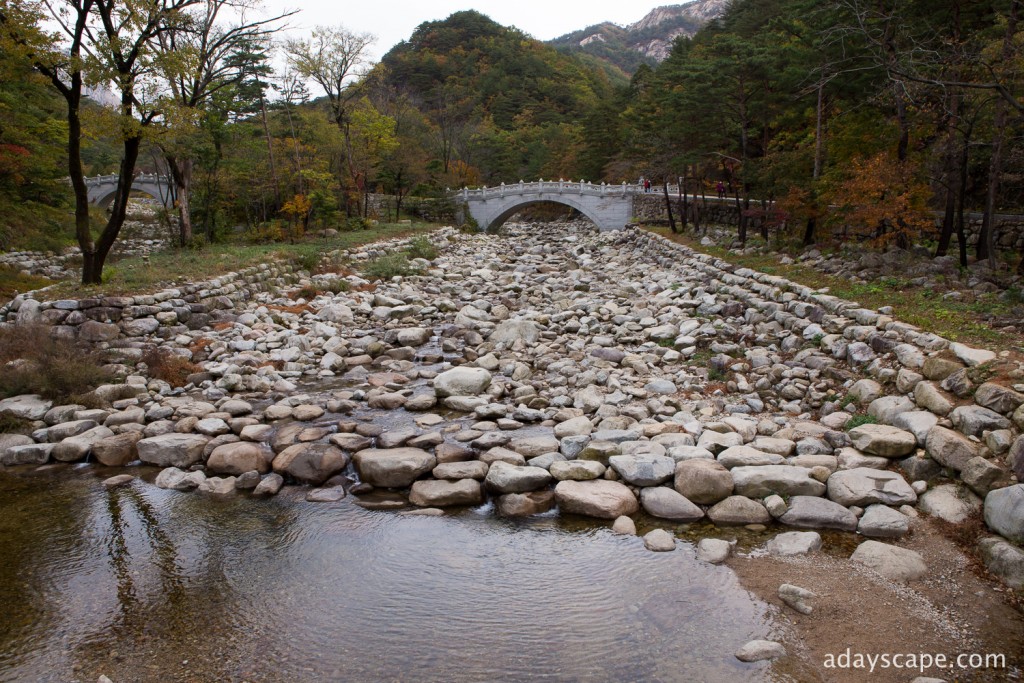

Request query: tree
[{"left": 1, "top": 0, "right": 202, "bottom": 284}]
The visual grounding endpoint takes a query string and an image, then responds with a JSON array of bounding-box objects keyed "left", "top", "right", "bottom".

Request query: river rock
[
  {"left": 490, "top": 319, "right": 540, "bottom": 345},
  {"left": 410, "top": 479, "right": 483, "bottom": 507},
  {"left": 1, "top": 443, "right": 54, "bottom": 466},
  {"left": 207, "top": 442, "right": 272, "bottom": 475},
  {"left": 850, "top": 540, "right": 927, "bottom": 582},
  {"left": 253, "top": 472, "right": 284, "bottom": 496},
  {"left": 765, "top": 531, "right": 822, "bottom": 556},
  {"left": 917, "top": 484, "right": 981, "bottom": 524},
  {"left": 731, "top": 465, "right": 826, "bottom": 498},
  {"left": 735, "top": 640, "right": 786, "bottom": 662},
  {"left": 554, "top": 479, "right": 638, "bottom": 519},
  {"left": 433, "top": 367, "right": 492, "bottom": 397},
  {"left": 510, "top": 435, "right": 560, "bottom": 458},
  {"left": 550, "top": 460, "right": 605, "bottom": 481},
  {"left": 0, "top": 394, "right": 52, "bottom": 421},
  {"left": 892, "top": 411, "right": 939, "bottom": 445},
  {"left": 848, "top": 424, "right": 916, "bottom": 458},
  {"left": 950, "top": 405, "right": 1010, "bottom": 437},
  {"left": 198, "top": 476, "right": 236, "bottom": 494},
  {"left": 137, "top": 433, "right": 209, "bottom": 468},
  {"left": 484, "top": 461, "right": 553, "bottom": 493},
  {"left": 826, "top": 468, "right": 917, "bottom": 507},
  {"left": 984, "top": 485, "right": 1024, "bottom": 544},
  {"left": 707, "top": 496, "right": 771, "bottom": 525},
  {"left": 925, "top": 426, "right": 980, "bottom": 471},
  {"left": 914, "top": 382, "right": 955, "bottom": 416},
  {"left": 353, "top": 447, "right": 436, "bottom": 488},
  {"left": 674, "top": 459, "right": 733, "bottom": 505},
  {"left": 611, "top": 515, "right": 636, "bottom": 535},
  {"left": 496, "top": 490, "right": 554, "bottom": 516},
  {"left": 978, "top": 537, "right": 1024, "bottom": 589},
  {"left": 642, "top": 528, "right": 676, "bottom": 552},
  {"left": 273, "top": 443, "right": 349, "bottom": 485},
  {"left": 640, "top": 487, "right": 704, "bottom": 521},
  {"left": 608, "top": 453, "right": 675, "bottom": 486},
  {"left": 696, "top": 538, "right": 733, "bottom": 564},
  {"left": 433, "top": 461, "right": 489, "bottom": 480},
  {"left": 857, "top": 504, "right": 910, "bottom": 538},
  {"left": 778, "top": 496, "right": 858, "bottom": 531},
  {"left": 306, "top": 486, "right": 346, "bottom": 502},
  {"left": 52, "top": 425, "right": 114, "bottom": 462},
  {"left": 974, "top": 383, "right": 1024, "bottom": 415},
  {"left": 717, "top": 445, "right": 784, "bottom": 468}
]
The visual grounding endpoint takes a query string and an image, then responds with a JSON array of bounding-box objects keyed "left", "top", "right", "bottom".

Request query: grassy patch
[
  {"left": 362, "top": 253, "right": 415, "bottom": 280},
  {"left": 648, "top": 227, "right": 1023, "bottom": 352},
  {"left": 845, "top": 413, "right": 879, "bottom": 430},
  {"left": 404, "top": 236, "right": 439, "bottom": 261},
  {"left": 45, "top": 222, "right": 437, "bottom": 298},
  {"left": 0, "top": 267, "right": 53, "bottom": 304},
  {"left": 0, "top": 324, "right": 112, "bottom": 401}
]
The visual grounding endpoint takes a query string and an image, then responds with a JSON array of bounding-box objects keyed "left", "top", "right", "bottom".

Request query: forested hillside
[{"left": 1, "top": 0, "right": 1022, "bottom": 278}]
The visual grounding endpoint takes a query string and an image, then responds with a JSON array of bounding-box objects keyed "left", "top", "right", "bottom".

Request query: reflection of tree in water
[{"left": 74, "top": 485, "right": 301, "bottom": 680}]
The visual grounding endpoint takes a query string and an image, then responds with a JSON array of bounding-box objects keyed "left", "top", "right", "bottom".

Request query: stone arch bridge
[
  {"left": 85, "top": 174, "right": 174, "bottom": 208},
  {"left": 454, "top": 180, "right": 643, "bottom": 231}
]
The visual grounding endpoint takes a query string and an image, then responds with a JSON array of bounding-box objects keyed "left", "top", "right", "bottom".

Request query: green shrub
[
  {"left": 362, "top": 252, "right": 413, "bottom": 280},
  {"left": 0, "top": 324, "right": 112, "bottom": 401},
  {"left": 343, "top": 217, "right": 373, "bottom": 232},
  {"left": 845, "top": 413, "right": 878, "bottom": 430},
  {"left": 404, "top": 236, "right": 438, "bottom": 261}
]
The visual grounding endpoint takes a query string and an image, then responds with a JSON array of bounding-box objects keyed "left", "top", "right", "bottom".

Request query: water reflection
[{"left": 0, "top": 468, "right": 785, "bottom": 683}]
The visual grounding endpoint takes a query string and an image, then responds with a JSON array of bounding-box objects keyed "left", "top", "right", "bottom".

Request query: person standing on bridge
[
  {"left": 716, "top": 180, "right": 726, "bottom": 199},
  {"left": 644, "top": 178, "right": 651, "bottom": 193}
]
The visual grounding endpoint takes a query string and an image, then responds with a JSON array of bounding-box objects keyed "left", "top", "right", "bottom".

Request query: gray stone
[
  {"left": 848, "top": 379, "right": 883, "bottom": 404},
  {"left": 410, "top": 479, "right": 484, "bottom": 507},
  {"left": 914, "top": 382, "right": 955, "bottom": 416},
  {"left": 735, "top": 640, "right": 786, "bottom": 663},
  {"left": 1, "top": 443, "right": 54, "bottom": 466},
  {"left": 554, "top": 416, "right": 593, "bottom": 438},
  {"left": 0, "top": 395, "right": 52, "bottom": 421},
  {"left": 490, "top": 319, "right": 540, "bottom": 345},
  {"left": 826, "top": 468, "right": 917, "bottom": 507},
  {"left": 731, "top": 465, "right": 826, "bottom": 498},
  {"left": 554, "top": 479, "right": 638, "bottom": 519},
  {"left": 765, "top": 531, "right": 822, "bottom": 556},
  {"left": 550, "top": 459, "right": 605, "bottom": 481},
  {"left": 978, "top": 537, "right": 1024, "bottom": 589},
  {"left": 273, "top": 443, "right": 349, "bottom": 486},
  {"left": 949, "top": 342, "right": 995, "bottom": 367},
  {"left": 892, "top": 411, "right": 939, "bottom": 445},
  {"left": 611, "top": 515, "right": 636, "bottom": 535},
  {"left": 696, "top": 538, "right": 733, "bottom": 564},
  {"left": 433, "top": 367, "right": 492, "bottom": 397},
  {"left": 642, "top": 528, "right": 676, "bottom": 552},
  {"left": 137, "top": 433, "right": 209, "bottom": 468},
  {"left": 696, "top": 430, "right": 743, "bottom": 454},
  {"left": 306, "top": 486, "right": 346, "bottom": 502},
  {"left": 707, "top": 496, "right": 771, "bottom": 526},
  {"left": 949, "top": 405, "right": 1010, "bottom": 438},
  {"left": 974, "top": 383, "right": 1024, "bottom": 415},
  {"left": 918, "top": 484, "right": 981, "bottom": 524},
  {"left": 207, "top": 442, "right": 272, "bottom": 475},
  {"left": 925, "top": 426, "right": 980, "bottom": 471},
  {"left": 639, "top": 486, "right": 704, "bottom": 521},
  {"left": 484, "top": 461, "right": 553, "bottom": 493},
  {"left": 717, "top": 445, "right": 784, "bottom": 468},
  {"left": 253, "top": 472, "right": 284, "bottom": 496},
  {"left": 92, "top": 432, "right": 143, "bottom": 466},
  {"left": 198, "top": 476, "right": 237, "bottom": 494},
  {"left": 850, "top": 540, "right": 927, "bottom": 582},
  {"left": 857, "top": 504, "right": 910, "bottom": 538},
  {"left": 509, "top": 435, "right": 560, "bottom": 458},
  {"left": 778, "top": 584, "right": 816, "bottom": 615},
  {"left": 433, "top": 461, "right": 489, "bottom": 480},
  {"left": 867, "top": 396, "right": 916, "bottom": 424},
  {"left": 961, "top": 457, "right": 1004, "bottom": 497},
  {"left": 47, "top": 419, "right": 99, "bottom": 442},
  {"left": 352, "top": 447, "right": 435, "bottom": 488},
  {"left": 102, "top": 474, "right": 136, "bottom": 489},
  {"left": 608, "top": 453, "right": 675, "bottom": 486},
  {"left": 778, "top": 496, "right": 858, "bottom": 531},
  {"left": 984, "top": 485, "right": 1024, "bottom": 544},
  {"left": 848, "top": 424, "right": 916, "bottom": 458},
  {"left": 235, "top": 470, "right": 261, "bottom": 490}
]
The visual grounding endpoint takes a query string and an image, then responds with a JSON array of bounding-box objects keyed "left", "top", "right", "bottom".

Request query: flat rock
[
  {"left": 707, "top": 496, "right": 771, "bottom": 525},
  {"left": 925, "top": 427, "right": 980, "bottom": 471},
  {"left": 306, "top": 486, "right": 346, "bottom": 503},
  {"left": 827, "top": 468, "right": 917, "bottom": 507},
  {"left": 978, "top": 537, "right": 1024, "bottom": 589},
  {"left": 857, "top": 504, "right": 910, "bottom": 538},
  {"left": 353, "top": 447, "right": 435, "bottom": 489},
  {"left": 433, "top": 367, "right": 492, "bottom": 397},
  {"left": 484, "top": 461, "right": 553, "bottom": 493},
  {"left": 273, "top": 443, "right": 349, "bottom": 486},
  {"left": 850, "top": 540, "right": 927, "bottom": 582},
  {"left": 765, "top": 531, "right": 822, "bottom": 556},
  {"left": 0, "top": 395, "right": 52, "bottom": 421},
  {"left": 496, "top": 490, "right": 554, "bottom": 516},
  {"left": 137, "top": 433, "right": 209, "bottom": 468},
  {"left": 778, "top": 496, "right": 858, "bottom": 531},
  {"left": 674, "top": 459, "right": 733, "bottom": 505},
  {"left": 735, "top": 640, "right": 786, "bottom": 663},
  {"left": 717, "top": 445, "right": 784, "bottom": 468},
  {"left": 608, "top": 453, "right": 675, "bottom": 486},
  {"left": 410, "top": 479, "right": 484, "bottom": 507},
  {"left": 207, "top": 442, "right": 271, "bottom": 475},
  {"left": 731, "top": 465, "right": 826, "bottom": 498},
  {"left": 554, "top": 479, "right": 638, "bottom": 519},
  {"left": 918, "top": 484, "right": 981, "bottom": 524},
  {"left": 984, "top": 485, "right": 1024, "bottom": 544},
  {"left": 848, "top": 424, "right": 916, "bottom": 458},
  {"left": 550, "top": 460, "right": 605, "bottom": 481}
]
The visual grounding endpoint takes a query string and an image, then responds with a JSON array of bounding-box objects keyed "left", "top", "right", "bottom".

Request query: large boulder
[
  {"left": 409, "top": 479, "right": 484, "bottom": 507},
  {"left": 554, "top": 480, "right": 638, "bottom": 519},
  {"left": 489, "top": 319, "right": 541, "bottom": 345},
  {"left": 52, "top": 425, "right": 114, "bottom": 462},
  {"left": 848, "top": 424, "right": 916, "bottom": 458},
  {"left": 272, "top": 443, "right": 349, "bottom": 485},
  {"left": 765, "top": 531, "right": 822, "bottom": 556},
  {"left": 496, "top": 491, "right": 555, "bottom": 517},
  {"left": 433, "top": 367, "right": 492, "bottom": 397},
  {"left": 974, "top": 383, "right": 1024, "bottom": 415},
  {"left": 918, "top": 484, "right": 981, "bottom": 524},
  {"left": 850, "top": 540, "right": 927, "bottom": 582},
  {"left": 0, "top": 394, "right": 52, "bottom": 421},
  {"left": 207, "top": 442, "right": 272, "bottom": 475},
  {"left": 778, "top": 496, "right": 858, "bottom": 531},
  {"left": 717, "top": 445, "right": 784, "bottom": 468},
  {"left": 1, "top": 443, "right": 54, "bottom": 466},
  {"left": 925, "top": 426, "right": 980, "bottom": 471},
  {"left": 137, "top": 433, "right": 210, "bottom": 468},
  {"left": 731, "top": 465, "right": 826, "bottom": 498},
  {"left": 0, "top": 434, "right": 35, "bottom": 463},
  {"left": 639, "top": 487, "right": 704, "bottom": 522},
  {"left": 857, "top": 504, "right": 910, "bottom": 538},
  {"left": 608, "top": 453, "right": 675, "bottom": 486},
  {"left": 674, "top": 459, "right": 733, "bottom": 505},
  {"left": 826, "top": 468, "right": 918, "bottom": 507},
  {"left": 550, "top": 460, "right": 605, "bottom": 481},
  {"left": 984, "top": 485, "right": 1024, "bottom": 544},
  {"left": 484, "top": 461, "right": 553, "bottom": 494},
  {"left": 352, "top": 447, "right": 436, "bottom": 488},
  {"left": 949, "top": 405, "right": 1010, "bottom": 438},
  {"left": 978, "top": 537, "right": 1024, "bottom": 589}
]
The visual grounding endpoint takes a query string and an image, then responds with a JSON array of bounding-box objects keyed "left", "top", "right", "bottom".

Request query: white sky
[{"left": 263, "top": 1, "right": 658, "bottom": 60}]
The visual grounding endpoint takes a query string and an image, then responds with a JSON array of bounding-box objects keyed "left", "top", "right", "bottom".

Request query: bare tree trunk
[
  {"left": 679, "top": 168, "right": 689, "bottom": 232},
  {"left": 167, "top": 156, "right": 194, "bottom": 246},
  {"left": 259, "top": 94, "right": 282, "bottom": 212},
  {"left": 663, "top": 178, "right": 677, "bottom": 233}
]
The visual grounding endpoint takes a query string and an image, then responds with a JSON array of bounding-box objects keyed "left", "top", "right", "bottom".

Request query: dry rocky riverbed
[{"left": 1, "top": 221, "right": 1024, "bottom": 681}]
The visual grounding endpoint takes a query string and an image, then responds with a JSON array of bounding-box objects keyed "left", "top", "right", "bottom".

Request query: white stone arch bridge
[
  {"left": 85, "top": 173, "right": 174, "bottom": 208},
  {"left": 454, "top": 180, "right": 642, "bottom": 231}
]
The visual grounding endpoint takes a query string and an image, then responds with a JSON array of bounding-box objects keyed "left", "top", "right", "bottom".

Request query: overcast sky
[{"left": 263, "top": 1, "right": 657, "bottom": 60}]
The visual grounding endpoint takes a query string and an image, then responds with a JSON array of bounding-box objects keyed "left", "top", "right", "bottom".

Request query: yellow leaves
[{"left": 281, "top": 193, "right": 311, "bottom": 218}]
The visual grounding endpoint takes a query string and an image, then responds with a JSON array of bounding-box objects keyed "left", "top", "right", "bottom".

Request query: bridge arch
[
  {"left": 455, "top": 180, "right": 637, "bottom": 232},
  {"left": 85, "top": 174, "right": 174, "bottom": 209}
]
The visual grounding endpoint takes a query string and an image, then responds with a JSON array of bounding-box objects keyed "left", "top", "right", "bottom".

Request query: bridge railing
[
  {"left": 83, "top": 173, "right": 169, "bottom": 186},
  {"left": 458, "top": 180, "right": 652, "bottom": 200}
]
